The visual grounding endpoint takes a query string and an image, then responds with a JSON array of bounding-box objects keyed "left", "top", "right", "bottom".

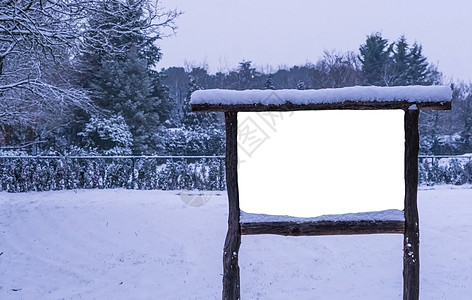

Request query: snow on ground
[{"left": 0, "top": 187, "right": 471, "bottom": 299}]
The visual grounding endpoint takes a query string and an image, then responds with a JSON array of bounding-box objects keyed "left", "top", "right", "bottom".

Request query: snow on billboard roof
[{"left": 191, "top": 85, "right": 452, "bottom": 112}]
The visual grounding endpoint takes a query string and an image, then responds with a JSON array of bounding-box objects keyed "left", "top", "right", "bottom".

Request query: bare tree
[
  {"left": 79, "top": 0, "right": 180, "bottom": 63},
  {"left": 314, "top": 50, "right": 364, "bottom": 88},
  {"left": 0, "top": 0, "right": 95, "bottom": 130},
  {"left": 0, "top": 0, "right": 180, "bottom": 149}
]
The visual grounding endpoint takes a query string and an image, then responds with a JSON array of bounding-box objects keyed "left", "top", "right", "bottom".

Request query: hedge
[
  {"left": 0, "top": 156, "right": 225, "bottom": 192},
  {"left": 1, "top": 156, "right": 471, "bottom": 193}
]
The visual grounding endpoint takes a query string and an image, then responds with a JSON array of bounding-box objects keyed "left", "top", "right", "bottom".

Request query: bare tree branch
[
  {"left": 0, "top": 0, "right": 181, "bottom": 149},
  {"left": 0, "top": 0, "right": 98, "bottom": 128}
]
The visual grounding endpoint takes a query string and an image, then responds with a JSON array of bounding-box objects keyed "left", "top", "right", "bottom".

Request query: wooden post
[
  {"left": 222, "top": 111, "right": 241, "bottom": 300},
  {"left": 403, "top": 108, "right": 420, "bottom": 300}
]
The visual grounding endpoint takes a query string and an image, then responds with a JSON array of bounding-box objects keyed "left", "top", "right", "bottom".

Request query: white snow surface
[
  {"left": 1, "top": 187, "right": 471, "bottom": 299},
  {"left": 240, "top": 209, "right": 404, "bottom": 223},
  {"left": 190, "top": 85, "right": 452, "bottom": 106}
]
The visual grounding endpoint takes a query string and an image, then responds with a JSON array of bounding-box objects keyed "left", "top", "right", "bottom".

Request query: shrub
[{"left": 0, "top": 156, "right": 225, "bottom": 192}]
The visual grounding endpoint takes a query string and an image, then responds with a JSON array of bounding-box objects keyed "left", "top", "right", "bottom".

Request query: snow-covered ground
[{"left": 0, "top": 187, "right": 471, "bottom": 299}]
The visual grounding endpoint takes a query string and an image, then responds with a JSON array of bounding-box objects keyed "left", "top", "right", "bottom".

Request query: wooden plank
[
  {"left": 241, "top": 220, "right": 405, "bottom": 236},
  {"left": 192, "top": 100, "right": 451, "bottom": 112},
  {"left": 191, "top": 86, "right": 452, "bottom": 112},
  {"left": 222, "top": 111, "right": 241, "bottom": 300},
  {"left": 403, "top": 109, "right": 420, "bottom": 300}
]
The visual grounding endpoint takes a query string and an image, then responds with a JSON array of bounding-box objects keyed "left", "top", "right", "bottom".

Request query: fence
[
  {"left": 1, "top": 155, "right": 471, "bottom": 192},
  {"left": 0, "top": 156, "right": 226, "bottom": 193},
  {"left": 418, "top": 155, "right": 472, "bottom": 186}
]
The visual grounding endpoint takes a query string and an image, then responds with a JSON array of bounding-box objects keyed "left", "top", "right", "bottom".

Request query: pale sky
[
  {"left": 158, "top": 1, "right": 462, "bottom": 217},
  {"left": 159, "top": 0, "right": 472, "bottom": 82}
]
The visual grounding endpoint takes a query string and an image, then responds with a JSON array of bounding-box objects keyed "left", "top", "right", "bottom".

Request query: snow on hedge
[{"left": 191, "top": 85, "right": 452, "bottom": 106}]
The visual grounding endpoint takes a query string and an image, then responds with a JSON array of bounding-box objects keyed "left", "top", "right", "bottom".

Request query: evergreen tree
[
  {"left": 77, "top": 0, "right": 176, "bottom": 153},
  {"left": 182, "top": 75, "right": 201, "bottom": 127},
  {"left": 406, "top": 43, "right": 430, "bottom": 85},
  {"left": 288, "top": 65, "right": 314, "bottom": 89},
  {"left": 297, "top": 80, "right": 306, "bottom": 90},
  {"left": 80, "top": 0, "right": 164, "bottom": 67},
  {"left": 359, "top": 33, "right": 441, "bottom": 87},
  {"left": 237, "top": 60, "right": 260, "bottom": 89},
  {"left": 79, "top": 115, "right": 133, "bottom": 155},
  {"left": 451, "top": 83, "right": 472, "bottom": 153},
  {"left": 391, "top": 37, "right": 432, "bottom": 86},
  {"left": 89, "top": 48, "right": 171, "bottom": 153},
  {"left": 177, "top": 75, "right": 224, "bottom": 156},
  {"left": 358, "top": 33, "right": 393, "bottom": 86},
  {"left": 161, "top": 67, "right": 188, "bottom": 124},
  {"left": 391, "top": 36, "right": 410, "bottom": 86},
  {"left": 182, "top": 76, "right": 221, "bottom": 128},
  {"left": 264, "top": 75, "right": 276, "bottom": 90}
]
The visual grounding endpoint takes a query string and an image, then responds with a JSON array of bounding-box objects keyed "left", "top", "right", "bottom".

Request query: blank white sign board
[{"left": 238, "top": 110, "right": 404, "bottom": 217}]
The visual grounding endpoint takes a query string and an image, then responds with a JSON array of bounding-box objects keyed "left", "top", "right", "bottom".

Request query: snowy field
[{"left": 0, "top": 187, "right": 471, "bottom": 299}]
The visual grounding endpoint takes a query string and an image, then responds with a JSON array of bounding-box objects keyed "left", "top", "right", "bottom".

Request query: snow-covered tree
[
  {"left": 78, "top": 0, "right": 180, "bottom": 72},
  {"left": 296, "top": 80, "right": 306, "bottom": 90},
  {"left": 79, "top": 115, "right": 133, "bottom": 155},
  {"left": 182, "top": 75, "right": 221, "bottom": 128},
  {"left": 77, "top": 0, "right": 180, "bottom": 153},
  {"left": 264, "top": 75, "right": 276, "bottom": 90},
  {"left": 0, "top": 0, "right": 96, "bottom": 149}
]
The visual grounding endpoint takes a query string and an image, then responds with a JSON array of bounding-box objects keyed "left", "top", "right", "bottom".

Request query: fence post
[{"left": 131, "top": 157, "right": 136, "bottom": 189}]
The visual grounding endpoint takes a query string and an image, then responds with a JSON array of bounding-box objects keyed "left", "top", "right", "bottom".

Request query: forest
[{"left": 1, "top": 0, "right": 471, "bottom": 158}]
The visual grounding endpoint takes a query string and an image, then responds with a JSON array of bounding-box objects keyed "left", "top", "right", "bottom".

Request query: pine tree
[
  {"left": 391, "top": 36, "right": 410, "bottom": 86},
  {"left": 182, "top": 76, "right": 221, "bottom": 128},
  {"left": 182, "top": 75, "right": 201, "bottom": 127},
  {"left": 77, "top": 0, "right": 176, "bottom": 153},
  {"left": 80, "top": 0, "right": 163, "bottom": 66},
  {"left": 89, "top": 48, "right": 170, "bottom": 153},
  {"left": 391, "top": 37, "right": 431, "bottom": 86},
  {"left": 359, "top": 33, "right": 441, "bottom": 87},
  {"left": 264, "top": 75, "right": 276, "bottom": 90},
  {"left": 296, "top": 80, "right": 306, "bottom": 90},
  {"left": 179, "top": 75, "right": 224, "bottom": 156},
  {"left": 237, "top": 60, "right": 260, "bottom": 89},
  {"left": 358, "top": 33, "right": 393, "bottom": 86},
  {"left": 407, "top": 43, "right": 430, "bottom": 85}
]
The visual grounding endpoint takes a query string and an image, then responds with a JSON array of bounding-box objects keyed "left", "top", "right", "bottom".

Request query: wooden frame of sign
[{"left": 191, "top": 86, "right": 452, "bottom": 300}]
